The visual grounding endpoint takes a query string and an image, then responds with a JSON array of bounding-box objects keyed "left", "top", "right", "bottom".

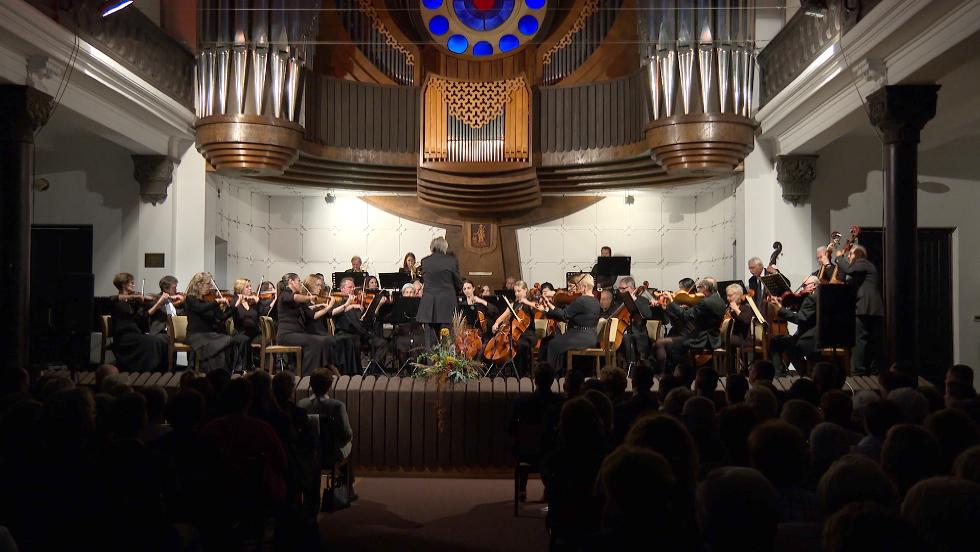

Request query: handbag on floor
[{"left": 321, "top": 480, "right": 351, "bottom": 512}]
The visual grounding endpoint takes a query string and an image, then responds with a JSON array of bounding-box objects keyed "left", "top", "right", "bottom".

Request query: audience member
[
  {"left": 682, "top": 396, "right": 724, "bottom": 467},
  {"left": 663, "top": 386, "right": 693, "bottom": 418},
  {"left": 889, "top": 387, "right": 930, "bottom": 424},
  {"left": 748, "top": 359, "right": 776, "bottom": 384},
  {"left": 853, "top": 398, "right": 903, "bottom": 462},
  {"left": 812, "top": 362, "right": 844, "bottom": 398},
  {"left": 625, "top": 413, "right": 699, "bottom": 490},
  {"left": 724, "top": 373, "right": 748, "bottom": 405},
  {"left": 924, "top": 408, "right": 979, "bottom": 473},
  {"left": 509, "top": 364, "right": 563, "bottom": 500},
  {"left": 138, "top": 385, "right": 171, "bottom": 444},
  {"left": 298, "top": 367, "right": 353, "bottom": 460},
  {"left": 93, "top": 364, "right": 119, "bottom": 393},
  {"left": 786, "top": 378, "right": 820, "bottom": 406},
  {"left": 881, "top": 424, "right": 942, "bottom": 497},
  {"left": 780, "top": 399, "right": 822, "bottom": 440},
  {"left": 820, "top": 389, "right": 858, "bottom": 434},
  {"left": 718, "top": 404, "right": 757, "bottom": 467},
  {"left": 901, "top": 477, "right": 980, "bottom": 552},
  {"left": 953, "top": 444, "right": 980, "bottom": 484},
  {"left": 818, "top": 454, "right": 898, "bottom": 515},
  {"left": 748, "top": 420, "right": 822, "bottom": 523},
  {"left": 583, "top": 389, "right": 614, "bottom": 438},
  {"left": 824, "top": 502, "right": 925, "bottom": 552},
  {"left": 809, "top": 422, "right": 854, "bottom": 483},
  {"left": 697, "top": 467, "right": 778, "bottom": 552},
  {"left": 745, "top": 384, "right": 779, "bottom": 421},
  {"left": 612, "top": 361, "right": 659, "bottom": 444},
  {"left": 598, "top": 366, "right": 628, "bottom": 406},
  {"left": 694, "top": 366, "right": 725, "bottom": 410}
]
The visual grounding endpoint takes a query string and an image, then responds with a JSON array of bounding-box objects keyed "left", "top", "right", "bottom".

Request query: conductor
[{"left": 417, "top": 236, "right": 463, "bottom": 343}]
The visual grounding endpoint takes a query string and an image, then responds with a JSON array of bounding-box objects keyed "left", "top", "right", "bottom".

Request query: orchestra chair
[
  {"left": 513, "top": 419, "right": 546, "bottom": 516},
  {"left": 99, "top": 315, "right": 113, "bottom": 365},
  {"left": 167, "top": 315, "right": 201, "bottom": 373},
  {"left": 259, "top": 316, "right": 302, "bottom": 377},
  {"left": 809, "top": 347, "right": 852, "bottom": 376},
  {"left": 711, "top": 318, "right": 736, "bottom": 375},
  {"left": 566, "top": 318, "right": 619, "bottom": 377},
  {"left": 734, "top": 320, "right": 768, "bottom": 373}
]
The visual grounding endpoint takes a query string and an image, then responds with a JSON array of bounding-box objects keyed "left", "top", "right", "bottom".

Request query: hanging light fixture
[{"left": 101, "top": 0, "right": 134, "bottom": 17}]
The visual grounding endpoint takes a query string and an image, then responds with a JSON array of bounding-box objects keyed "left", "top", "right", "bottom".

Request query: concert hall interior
[{"left": 2, "top": 1, "right": 980, "bottom": 551}]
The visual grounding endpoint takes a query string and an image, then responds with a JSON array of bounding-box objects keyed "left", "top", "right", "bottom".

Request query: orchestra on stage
[{"left": 104, "top": 230, "right": 883, "bottom": 379}]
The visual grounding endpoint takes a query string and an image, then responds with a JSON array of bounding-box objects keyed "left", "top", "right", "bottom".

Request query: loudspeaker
[{"left": 816, "top": 284, "right": 856, "bottom": 348}]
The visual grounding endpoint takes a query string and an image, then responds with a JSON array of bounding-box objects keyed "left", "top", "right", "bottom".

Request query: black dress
[
  {"left": 233, "top": 296, "right": 261, "bottom": 370},
  {"left": 545, "top": 295, "right": 600, "bottom": 374},
  {"left": 183, "top": 296, "right": 241, "bottom": 373},
  {"left": 301, "top": 306, "right": 358, "bottom": 376},
  {"left": 108, "top": 298, "right": 167, "bottom": 372},
  {"left": 276, "top": 290, "right": 334, "bottom": 375}
]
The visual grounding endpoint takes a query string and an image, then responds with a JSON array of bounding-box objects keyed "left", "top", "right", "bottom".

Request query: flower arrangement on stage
[{"left": 411, "top": 314, "right": 483, "bottom": 383}]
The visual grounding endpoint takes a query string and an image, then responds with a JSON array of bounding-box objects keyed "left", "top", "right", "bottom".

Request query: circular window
[{"left": 421, "top": 0, "right": 548, "bottom": 58}]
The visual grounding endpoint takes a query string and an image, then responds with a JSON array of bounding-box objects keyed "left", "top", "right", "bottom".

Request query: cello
[
  {"left": 608, "top": 281, "right": 649, "bottom": 350},
  {"left": 483, "top": 296, "right": 533, "bottom": 362}
]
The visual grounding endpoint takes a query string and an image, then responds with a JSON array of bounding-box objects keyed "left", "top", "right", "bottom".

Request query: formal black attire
[
  {"left": 748, "top": 274, "right": 767, "bottom": 306},
  {"left": 813, "top": 263, "right": 835, "bottom": 282},
  {"left": 303, "top": 306, "right": 358, "bottom": 375},
  {"left": 545, "top": 295, "right": 600, "bottom": 375},
  {"left": 500, "top": 302, "right": 539, "bottom": 376},
  {"left": 183, "top": 296, "right": 241, "bottom": 373},
  {"left": 231, "top": 297, "right": 261, "bottom": 370},
  {"left": 616, "top": 293, "right": 653, "bottom": 363},
  {"left": 660, "top": 292, "right": 727, "bottom": 370},
  {"left": 416, "top": 251, "right": 463, "bottom": 326},
  {"left": 147, "top": 297, "right": 181, "bottom": 341},
  {"left": 108, "top": 298, "right": 167, "bottom": 371},
  {"left": 835, "top": 256, "right": 884, "bottom": 373},
  {"left": 276, "top": 289, "right": 334, "bottom": 375},
  {"left": 769, "top": 290, "right": 819, "bottom": 376}
]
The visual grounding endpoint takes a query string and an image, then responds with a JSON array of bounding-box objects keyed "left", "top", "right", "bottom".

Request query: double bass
[{"left": 830, "top": 226, "right": 861, "bottom": 284}]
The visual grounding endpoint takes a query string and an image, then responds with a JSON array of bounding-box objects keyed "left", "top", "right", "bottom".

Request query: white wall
[
  {"left": 517, "top": 180, "right": 738, "bottom": 289},
  {"left": 810, "top": 134, "right": 980, "bottom": 372}
]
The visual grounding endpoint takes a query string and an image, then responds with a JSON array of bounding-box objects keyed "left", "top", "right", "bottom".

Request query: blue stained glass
[
  {"left": 517, "top": 15, "right": 538, "bottom": 35},
  {"left": 498, "top": 34, "right": 519, "bottom": 52},
  {"left": 428, "top": 15, "right": 449, "bottom": 35},
  {"left": 447, "top": 34, "right": 469, "bottom": 54},
  {"left": 422, "top": 0, "right": 443, "bottom": 9},
  {"left": 524, "top": 0, "right": 545, "bottom": 8},
  {"left": 473, "top": 41, "right": 493, "bottom": 56},
  {"left": 453, "top": 0, "right": 515, "bottom": 31}
]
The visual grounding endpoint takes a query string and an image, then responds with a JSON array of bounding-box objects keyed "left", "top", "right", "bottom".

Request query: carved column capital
[
  {"left": 867, "top": 85, "right": 940, "bottom": 144},
  {"left": 132, "top": 154, "right": 175, "bottom": 204},
  {"left": 776, "top": 154, "right": 818, "bottom": 204},
  {"left": 0, "top": 85, "right": 53, "bottom": 143}
]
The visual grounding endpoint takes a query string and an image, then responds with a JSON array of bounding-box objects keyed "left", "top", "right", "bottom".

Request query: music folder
[
  {"left": 760, "top": 273, "right": 792, "bottom": 297},
  {"left": 379, "top": 272, "right": 411, "bottom": 291},
  {"left": 391, "top": 296, "right": 420, "bottom": 323},
  {"left": 333, "top": 271, "right": 368, "bottom": 289}
]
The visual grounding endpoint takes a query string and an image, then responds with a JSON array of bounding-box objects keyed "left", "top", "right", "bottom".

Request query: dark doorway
[
  {"left": 30, "top": 225, "right": 94, "bottom": 372},
  {"left": 858, "top": 227, "right": 954, "bottom": 383}
]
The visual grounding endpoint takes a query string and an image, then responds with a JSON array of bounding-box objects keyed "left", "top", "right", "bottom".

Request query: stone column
[
  {"left": 776, "top": 154, "right": 818, "bottom": 205},
  {"left": 867, "top": 85, "right": 940, "bottom": 370},
  {"left": 0, "top": 86, "right": 52, "bottom": 374}
]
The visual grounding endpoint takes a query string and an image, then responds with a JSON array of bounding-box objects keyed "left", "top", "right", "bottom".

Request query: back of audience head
[
  {"left": 697, "top": 467, "right": 778, "bottom": 552},
  {"left": 533, "top": 363, "right": 556, "bottom": 391},
  {"left": 140, "top": 386, "right": 167, "bottom": 425},
  {"left": 663, "top": 386, "right": 693, "bottom": 418},
  {"left": 945, "top": 380, "right": 977, "bottom": 406},
  {"left": 109, "top": 391, "right": 147, "bottom": 440},
  {"left": 946, "top": 364, "right": 974, "bottom": 388},
  {"left": 953, "top": 445, "right": 980, "bottom": 484},
  {"left": 558, "top": 396, "right": 602, "bottom": 448},
  {"left": 630, "top": 361, "right": 655, "bottom": 394},
  {"left": 924, "top": 408, "right": 980, "bottom": 473},
  {"left": 599, "top": 366, "right": 627, "bottom": 401},
  {"left": 718, "top": 404, "right": 757, "bottom": 466},
  {"left": 220, "top": 378, "right": 253, "bottom": 415},
  {"left": 695, "top": 367, "right": 719, "bottom": 399},
  {"left": 563, "top": 369, "right": 585, "bottom": 398},
  {"left": 786, "top": 378, "right": 819, "bottom": 406},
  {"left": 0, "top": 399, "right": 43, "bottom": 461},
  {"left": 864, "top": 399, "right": 903, "bottom": 439},
  {"left": 810, "top": 422, "right": 853, "bottom": 476},
  {"left": 42, "top": 388, "right": 96, "bottom": 452},
  {"left": 310, "top": 367, "right": 335, "bottom": 398},
  {"left": 824, "top": 502, "right": 925, "bottom": 552},
  {"left": 888, "top": 387, "right": 930, "bottom": 424},
  {"left": 725, "top": 373, "right": 748, "bottom": 405},
  {"left": 682, "top": 396, "right": 716, "bottom": 436},
  {"left": 272, "top": 372, "right": 296, "bottom": 407},
  {"left": 818, "top": 454, "right": 898, "bottom": 515},
  {"left": 852, "top": 389, "right": 881, "bottom": 423},
  {"left": 93, "top": 364, "right": 118, "bottom": 392},
  {"left": 748, "top": 359, "right": 775, "bottom": 383},
  {"left": 674, "top": 362, "right": 696, "bottom": 387},
  {"left": 812, "top": 361, "right": 844, "bottom": 395},
  {"left": 881, "top": 424, "right": 941, "bottom": 497},
  {"left": 625, "top": 414, "right": 699, "bottom": 489},
  {"left": 879, "top": 370, "right": 918, "bottom": 396},
  {"left": 41, "top": 374, "right": 76, "bottom": 402},
  {"left": 901, "top": 477, "right": 980, "bottom": 552},
  {"left": 165, "top": 389, "right": 206, "bottom": 432},
  {"left": 247, "top": 370, "right": 278, "bottom": 410},
  {"left": 745, "top": 384, "right": 779, "bottom": 421},
  {"left": 583, "top": 389, "right": 613, "bottom": 434},
  {"left": 748, "top": 420, "right": 808, "bottom": 489},
  {"left": 206, "top": 368, "right": 232, "bottom": 398},
  {"left": 780, "top": 398, "right": 822, "bottom": 438},
  {"left": 821, "top": 389, "right": 854, "bottom": 429},
  {"left": 658, "top": 373, "right": 682, "bottom": 402},
  {"left": 599, "top": 446, "right": 676, "bottom": 530}
]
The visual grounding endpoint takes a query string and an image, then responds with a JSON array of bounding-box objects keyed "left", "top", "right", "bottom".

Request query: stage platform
[{"left": 76, "top": 371, "right": 929, "bottom": 471}]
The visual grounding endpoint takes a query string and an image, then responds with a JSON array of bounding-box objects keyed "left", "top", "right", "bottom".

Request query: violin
[
  {"left": 549, "top": 290, "right": 582, "bottom": 307},
  {"left": 202, "top": 289, "right": 231, "bottom": 302},
  {"left": 659, "top": 289, "right": 705, "bottom": 307}
]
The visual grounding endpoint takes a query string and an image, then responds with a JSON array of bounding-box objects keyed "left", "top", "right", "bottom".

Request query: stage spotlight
[
  {"left": 801, "top": 0, "right": 828, "bottom": 17},
  {"left": 324, "top": 193, "right": 335, "bottom": 204},
  {"left": 101, "top": 0, "right": 134, "bottom": 17}
]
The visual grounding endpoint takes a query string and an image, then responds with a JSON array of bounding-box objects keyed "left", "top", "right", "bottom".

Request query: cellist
[
  {"left": 614, "top": 276, "right": 654, "bottom": 363},
  {"left": 489, "top": 280, "right": 538, "bottom": 375},
  {"left": 460, "top": 280, "right": 490, "bottom": 339}
]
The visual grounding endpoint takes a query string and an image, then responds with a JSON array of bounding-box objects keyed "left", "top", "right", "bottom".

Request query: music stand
[
  {"left": 332, "top": 271, "right": 367, "bottom": 289},
  {"left": 593, "top": 256, "right": 631, "bottom": 277},
  {"left": 760, "top": 273, "right": 792, "bottom": 297},
  {"left": 391, "top": 296, "right": 422, "bottom": 376},
  {"left": 494, "top": 289, "right": 516, "bottom": 302},
  {"left": 379, "top": 272, "right": 411, "bottom": 291}
]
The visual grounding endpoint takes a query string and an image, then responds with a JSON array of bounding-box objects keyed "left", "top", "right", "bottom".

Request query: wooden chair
[
  {"left": 566, "top": 318, "right": 619, "bottom": 377},
  {"left": 809, "top": 347, "right": 852, "bottom": 376},
  {"left": 711, "top": 318, "right": 735, "bottom": 375},
  {"left": 167, "top": 315, "right": 200, "bottom": 372},
  {"left": 99, "top": 315, "right": 113, "bottom": 365},
  {"left": 259, "top": 316, "right": 302, "bottom": 377}
]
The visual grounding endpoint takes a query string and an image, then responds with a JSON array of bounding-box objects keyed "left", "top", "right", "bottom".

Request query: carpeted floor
[{"left": 318, "top": 476, "right": 550, "bottom": 551}]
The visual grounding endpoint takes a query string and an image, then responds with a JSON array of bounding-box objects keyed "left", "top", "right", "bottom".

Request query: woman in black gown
[
  {"left": 108, "top": 272, "right": 167, "bottom": 371},
  {"left": 489, "top": 281, "right": 539, "bottom": 376},
  {"left": 276, "top": 273, "right": 336, "bottom": 375},
  {"left": 182, "top": 272, "right": 241, "bottom": 373},
  {"left": 231, "top": 278, "right": 262, "bottom": 371},
  {"left": 538, "top": 274, "right": 600, "bottom": 375},
  {"left": 302, "top": 274, "right": 359, "bottom": 374}
]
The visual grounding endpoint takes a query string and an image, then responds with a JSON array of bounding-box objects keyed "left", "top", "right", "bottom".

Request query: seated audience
[
  {"left": 924, "top": 408, "right": 980, "bottom": 473},
  {"left": 880, "top": 424, "right": 942, "bottom": 497},
  {"left": 718, "top": 404, "right": 758, "bottom": 467},
  {"left": 780, "top": 399, "right": 823, "bottom": 440},
  {"left": 746, "top": 384, "right": 779, "bottom": 422},
  {"left": 853, "top": 398, "right": 903, "bottom": 462},
  {"left": 818, "top": 454, "right": 898, "bottom": 515},
  {"left": 954, "top": 445, "right": 980, "bottom": 484},
  {"left": 748, "top": 420, "right": 822, "bottom": 523},
  {"left": 697, "top": 467, "right": 778, "bottom": 552},
  {"left": 624, "top": 413, "right": 699, "bottom": 491},
  {"left": 508, "top": 364, "right": 563, "bottom": 501},
  {"left": 901, "top": 477, "right": 980, "bottom": 552},
  {"left": 824, "top": 502, "right": 925, "bottom": 552},
  {"left": 298, "top": 368, "right": 353, "bottom": 460},
  {"left": 612, "top": 361, "right": 659, "bottom": 444},
  {"left": 725, "top": 373, "right": 749, "bottom": 405}
]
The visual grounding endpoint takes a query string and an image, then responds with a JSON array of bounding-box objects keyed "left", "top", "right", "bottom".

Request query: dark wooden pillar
[
  {"left": 0, "top": 86, "right": 52, "bottom": 374},
  {"left": 867, "top": 85, "right": 939, "bottom": 371}
]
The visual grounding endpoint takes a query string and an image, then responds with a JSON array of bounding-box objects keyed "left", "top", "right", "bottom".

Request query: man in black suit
[
  {"left": 747, "top": 257, "right": 768, "bottom": 305},
  {"left": 614, "top": 276, "right": 654, "bottom": 363},
  {"left": 768, "top": 276, "right": 819, "bottom": 376},
  {"left": 834, "top": 245, "right": 884, "bottom": 374},
  {"left": 417, "top": 236, "right": 463, "bottom": 343},
  {"left": 812, "top": 246, "right": 834, "bottom": 282},
  {"left": 654, "top": 278, "right": 726, "bottom": 373}
]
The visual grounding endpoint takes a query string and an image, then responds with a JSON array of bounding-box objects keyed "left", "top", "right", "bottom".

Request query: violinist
[
  {"left": 183, "top": 272, "right": 243, "bottom": 373},
  {"left": 490, "top": 280, "right": 538, "bottom": 375},
  {"left": 230, "top": 278, "right": 261, "bottom": 371},
  {"left": 654, "top": 278, "right": 725, "bottom": 374},
  {"left": 724, "top": 284, "right": 757, "bottom": 350},
  {"left": 332, "top": 276, "right": 386, "bottom": 371},
  {"left": 460, "top": 280, "right": 491, "bottom": 337},
  {"left": 147, "top": 275, "right": 183, "bottom": 343},
  {"left": 276, "top": 273, "right": 336, "bottom": 375},
  {"left": 256, "top": 280, "right": 278, "bottom": 318},
  {"left": 303, "top": 274, "right": 359, "bottom": 375},
  {"left": 664, "top": 277, "right": 696, "bottom": 337},
  {"left": 768, "top": 276, "right": 819, "bottom": 377},
  {"left": 400, "top": 252, "right": 419, "bottom": 279},
  {"left": 108, "top": 272, "right": 167, "bottom": 372},
  {"left": 537, "top": 273, "right": 600, "bottom": 375},
  {"left": 615, "top": 276, "right": 654, "bottom": 362}
]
